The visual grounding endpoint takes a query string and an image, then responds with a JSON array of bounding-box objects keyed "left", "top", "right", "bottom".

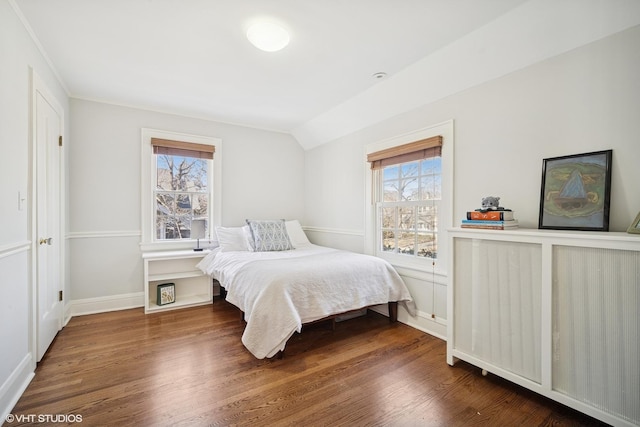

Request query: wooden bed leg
[{"left": 388, "top": 302, "right": 398, "bottom": 323}]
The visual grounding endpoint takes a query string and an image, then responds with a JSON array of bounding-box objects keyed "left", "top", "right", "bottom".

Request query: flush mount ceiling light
[{"left": 246, "top": 22, "right": 290, "bottom": 52}]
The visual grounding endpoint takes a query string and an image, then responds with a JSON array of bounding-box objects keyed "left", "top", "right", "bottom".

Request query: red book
[{"left": 466, "top": 210, "right": 514, "bottom": 221}]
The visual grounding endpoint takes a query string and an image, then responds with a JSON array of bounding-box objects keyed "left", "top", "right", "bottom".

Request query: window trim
[
  {"left": 364, "top": 120, "right": 453, "bottom": 274},
  {"left": 141, "top": 128, "right": 222, "bottom": 252}
]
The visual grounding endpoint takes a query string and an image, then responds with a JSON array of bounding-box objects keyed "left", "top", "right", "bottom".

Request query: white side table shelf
[{"left": 142, "top": 249, "right": 212, "bottom": 314}]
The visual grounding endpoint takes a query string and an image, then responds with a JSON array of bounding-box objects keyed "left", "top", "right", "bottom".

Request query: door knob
[{"left": 39, "top": 237, "right": 52, "bottom": 245}]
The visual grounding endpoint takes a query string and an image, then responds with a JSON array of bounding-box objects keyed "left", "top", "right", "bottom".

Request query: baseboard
[
  {"left": 0, "top": 353, "right": 34, "bottom": 424},
  {"left": 401, "top": 313, "right": 447, "bottom": 341},
  {"left": 369, "top": 305, "right": 447, "bottom": 341},
  {"left": 63, "top": 301, "right": 73, "bottom": 326},
  {"left": 71, "top": 292, "right": 145, "bottom": 317}
]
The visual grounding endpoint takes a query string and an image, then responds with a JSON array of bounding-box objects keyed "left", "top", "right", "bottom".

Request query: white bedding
[{"left": 197, "top": 244, "right": 416, "bottom": 359}]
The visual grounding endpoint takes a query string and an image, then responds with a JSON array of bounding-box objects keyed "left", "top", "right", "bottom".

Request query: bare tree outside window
[
  {"left": 379, "top": 157, "right": 441, "bottom": 259},
  {"left": 155, "top": 154, "right": 209, "bottom": 240}
]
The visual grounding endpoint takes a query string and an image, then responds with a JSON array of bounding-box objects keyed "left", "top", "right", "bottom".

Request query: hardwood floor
[{"left": 9, "top": 302, "right": 606, "bottom": 427}]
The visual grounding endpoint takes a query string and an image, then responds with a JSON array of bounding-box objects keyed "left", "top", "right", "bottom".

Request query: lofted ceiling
[
  {"left": 12, "top": 1, "right": 528, "bottom": 136},
  {"left": 10, "top": 0, "right": 640, "bottom": 149}
]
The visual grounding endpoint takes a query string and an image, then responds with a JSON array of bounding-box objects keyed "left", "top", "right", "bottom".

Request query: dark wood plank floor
[{"left": 8, "top": 302, "right": 607, "bottom": 427}]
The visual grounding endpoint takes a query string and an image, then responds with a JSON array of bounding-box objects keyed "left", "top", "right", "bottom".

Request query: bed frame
[
  {"left": 213, "top": 279, "right": 398, "bottom": 358},
  {"left": 216, "top": 284, "right": 397, "bottom": 322}
]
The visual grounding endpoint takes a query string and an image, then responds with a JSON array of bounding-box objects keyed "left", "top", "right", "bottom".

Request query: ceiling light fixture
[
  {"left": 246, "top": 22, "right": 290, "bottom": 52},
  {"left": 372, "top": 72, "right": 387, "bottom": 80}
]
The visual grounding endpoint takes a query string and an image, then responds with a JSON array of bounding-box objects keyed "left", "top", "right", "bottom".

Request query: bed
[{"left": 197, "top": 220, "right": 416, "bottom": 359}]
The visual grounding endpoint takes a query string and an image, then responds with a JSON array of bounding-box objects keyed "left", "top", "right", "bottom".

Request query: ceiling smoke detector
[{"left": 372, "top": 72, "right": 387, "bottom": 80}]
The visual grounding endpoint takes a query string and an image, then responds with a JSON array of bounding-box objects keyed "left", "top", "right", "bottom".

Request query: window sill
[
  {"left": 140, "top": 240, "right": 212, "bottom": 253},
  {"left": 377, "top": 253, "right": 447, "bottom": 279}
]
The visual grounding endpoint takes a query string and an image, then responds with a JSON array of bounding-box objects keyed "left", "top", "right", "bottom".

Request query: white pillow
[
  {"left": 215, "top": 226, "right": 252, "bottom": 252},
  {"left": 285, "top": 220, "right": 311, "bottom": 248}
]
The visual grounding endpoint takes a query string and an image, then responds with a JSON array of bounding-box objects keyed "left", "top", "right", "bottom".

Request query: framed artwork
[
  {"left": 628, "top": 211, "right": 640, "bottom": 234},
  {"left": 157, "top": 283, "right": 176, "bottom": 305},
  {"left": 538, "top": 150, "right": 612, "bottom": 231}
]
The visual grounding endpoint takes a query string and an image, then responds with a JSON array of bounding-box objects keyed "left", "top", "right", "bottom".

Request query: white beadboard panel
[
  {"left": 454, "top": 238, "right": 542, "bottom": 383},
  {"left": 552, "top": 245, "right": 640, "bottom": 425},
  {"left": 449, "top": 228, "right": 640, "bottom": 425}
]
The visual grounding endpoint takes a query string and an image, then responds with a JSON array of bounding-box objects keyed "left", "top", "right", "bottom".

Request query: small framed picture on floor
[{"left": 157, "top": 283, "right": 176, "bottom": 305}]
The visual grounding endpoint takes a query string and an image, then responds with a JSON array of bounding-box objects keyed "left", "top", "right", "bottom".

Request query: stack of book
[{"left": 461, "top": 210, "right": 518, "bottom": 230}]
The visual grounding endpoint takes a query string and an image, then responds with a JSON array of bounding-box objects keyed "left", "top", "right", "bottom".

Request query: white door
[{"left": 35, "top": 86, "right": 63, "bottom": 361}]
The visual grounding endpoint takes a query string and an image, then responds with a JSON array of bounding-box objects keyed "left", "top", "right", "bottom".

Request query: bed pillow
[
  {"left": 215, "top": 226, "right": 252, "bottom": 252},
  {"left": 285, "top": 220, "right": 311, "bottom": 248},
  {"left": 246, "top": 219, "right": 294, "bottom": 252}
]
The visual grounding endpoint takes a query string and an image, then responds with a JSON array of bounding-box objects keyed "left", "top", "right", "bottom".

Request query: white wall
[
  {"left": 68, "top": 99, "right": 305, "bottom": 311},
  {"left": 0, "top": 0, "right": 70, "bottom": 419},
  {"left": 304, "top": 24, "right": 640, "bottom": 338},
  {"left": 3, "top": 0, "right": 639, "bottom": 415}
]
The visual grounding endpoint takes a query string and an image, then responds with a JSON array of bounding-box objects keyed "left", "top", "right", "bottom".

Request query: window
[
  {"left": 153, "top": 139, "right": 212, "bottom": 240},
  {"left": 379, "top": 156, "right": 441, "bottom": 258},
  {"left": 369, "top": 136, "right": 442, "bottom": 261},
  {"left": 365, "top": 121, "right": 452, "bottom": 271},
  {"left": 141, "top": 129, "right": 222, "bottom": 251}
]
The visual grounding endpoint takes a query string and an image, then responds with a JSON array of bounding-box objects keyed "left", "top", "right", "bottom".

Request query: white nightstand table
[{"left": 142, "top": 249, "right": 212, "bottom": 314}]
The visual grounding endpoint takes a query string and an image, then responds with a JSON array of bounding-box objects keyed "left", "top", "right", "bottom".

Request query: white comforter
[{"left": 197, "top": 244, "right": 416, "bottom": 359}]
